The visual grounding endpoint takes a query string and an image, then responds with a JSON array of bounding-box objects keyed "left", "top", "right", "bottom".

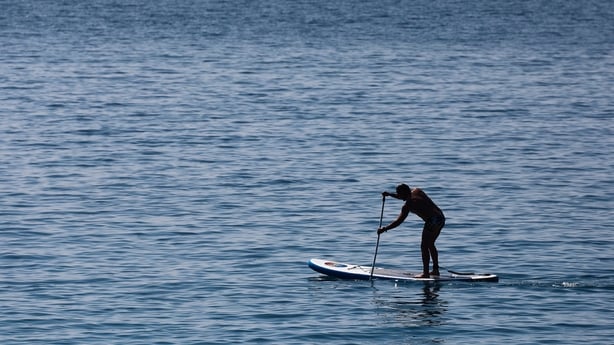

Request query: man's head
[{"left": 396, "top": 183, "right": 411, "bottom": 200}]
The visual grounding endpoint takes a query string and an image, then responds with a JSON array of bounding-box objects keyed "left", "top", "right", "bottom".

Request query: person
[{"left": 377, "top": 183, "right": 445, "bottom": 278}]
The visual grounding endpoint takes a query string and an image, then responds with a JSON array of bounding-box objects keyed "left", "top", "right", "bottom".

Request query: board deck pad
[{"left": 308, "top": 258, "right": 498, "bottom": 282}]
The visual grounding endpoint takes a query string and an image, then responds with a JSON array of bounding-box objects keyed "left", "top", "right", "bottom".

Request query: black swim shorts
[{"left": 424, "top": 215, "right": 445, "bottom": 232}]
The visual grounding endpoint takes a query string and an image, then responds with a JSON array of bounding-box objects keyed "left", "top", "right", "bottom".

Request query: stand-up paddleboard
[{"left": 308, "top": 258, "right": 498, "bottom": 282}]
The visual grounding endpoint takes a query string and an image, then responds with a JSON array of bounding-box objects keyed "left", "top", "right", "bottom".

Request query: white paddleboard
[{"left": 308, "top": 258, "right": 498, "bottom": 282}]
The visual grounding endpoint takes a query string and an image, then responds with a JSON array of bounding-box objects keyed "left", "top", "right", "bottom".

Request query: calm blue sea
[{"left": 1, "top": 0, "right": 613, "bottom": 344}]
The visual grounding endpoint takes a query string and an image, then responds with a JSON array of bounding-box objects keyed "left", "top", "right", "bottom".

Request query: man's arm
[
  {"left": 378, "top": 202, "right": 410, "bottom": 234},
  {"left": 382, "top": 191, "right": 402, "bottom": 200}
]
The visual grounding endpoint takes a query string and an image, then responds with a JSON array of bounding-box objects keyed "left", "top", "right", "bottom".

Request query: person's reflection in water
[{"left": 374, "top": 283, "right": 447, "bottom": 328}]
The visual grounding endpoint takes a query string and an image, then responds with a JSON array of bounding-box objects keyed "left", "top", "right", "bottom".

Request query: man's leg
[
  {"left": 420, "top": 229, "right": 438, "bottom": 276},
  {"left": 429, "top": 243, "right": 439, "bottom": 276},
  {"left": 420, "top": 237, "right": 431, "bottom": 277},
  {"left": 429, "top": 221, "right": 444, "bottom": 275},
  {"left": 419, "top": 219, "right": 444, "bottom": 277}
]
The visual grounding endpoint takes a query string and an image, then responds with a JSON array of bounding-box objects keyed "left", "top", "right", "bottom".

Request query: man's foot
[
  {"left": 414, "top": 273, "right": 430, "bottom": 279},
  {"left": 430, "top": 270, "right": 440, "bottom": 276}
]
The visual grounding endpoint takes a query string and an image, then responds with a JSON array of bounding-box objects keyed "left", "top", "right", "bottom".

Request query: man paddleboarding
[{"left": 377, "top": 183, "right": 445, "bottom": 278}]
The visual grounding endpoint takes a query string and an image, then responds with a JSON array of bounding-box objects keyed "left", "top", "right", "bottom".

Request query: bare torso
[{"left": 405, "top": 188, "right": 444, "bottom": 221}]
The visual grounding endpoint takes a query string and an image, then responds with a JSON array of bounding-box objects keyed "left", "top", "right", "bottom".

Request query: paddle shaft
[{"left": 370, "top": 196, "right": 385, "bottom": 280}]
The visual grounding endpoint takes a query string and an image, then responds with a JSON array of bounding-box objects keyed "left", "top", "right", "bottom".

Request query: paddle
[{"left": 369, "top": 195, "right": 386, "bottom": 281}]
